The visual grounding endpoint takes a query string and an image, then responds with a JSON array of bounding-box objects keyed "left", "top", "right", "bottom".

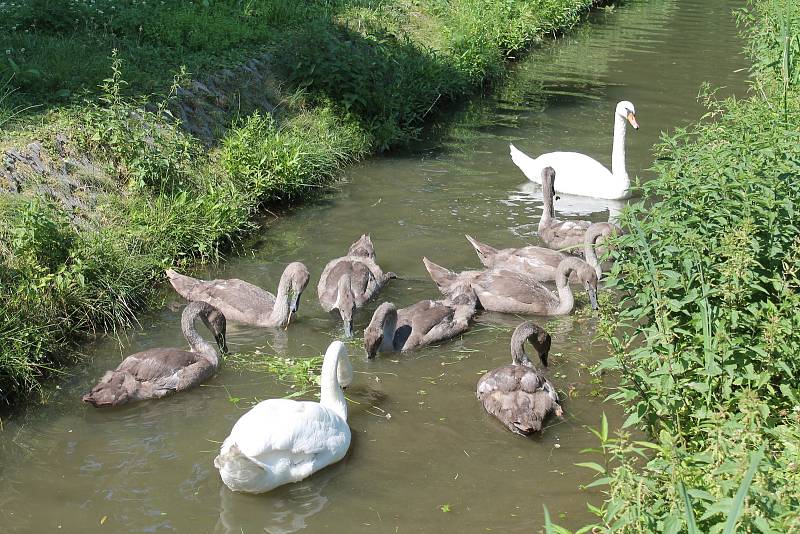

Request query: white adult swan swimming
[
  {"left": 509, "top": 100, "right": 639, "bottom": 200},
  {"left": 214, "top": 341, "right": 353, "bottom": 493}
]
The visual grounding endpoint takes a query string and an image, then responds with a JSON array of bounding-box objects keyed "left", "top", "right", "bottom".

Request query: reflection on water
[
  {"left": 215, "top": 469, "right": 334, "bottom": 534},
  {"left": 507, "top": 181, "right": 626, "bottom": 220},
  {"left": 0, "top": 1, "right": 747, "bottom": 532}
]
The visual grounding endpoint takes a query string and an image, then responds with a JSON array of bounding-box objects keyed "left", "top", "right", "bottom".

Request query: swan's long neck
[
  {"left": 320, "top": 344, "right": 348, "bottom": 420},
  {"left": 554, "top": 265, "right": 576, "bottom": 315},
  {"left": 583, "top": 227, "right": 602, "bottom": 280},
  {"left": 270, "top": 269, "right": 293, "bottom": 325},
  {"left": 539, "top": 180, "right": 555, "bottom": 235},
  {"left": 584, "top": 223, "right": 615, "bottom": 279},
  {"left": 182, "top": 304, "right": 219, "bottom": 366},
  {"left": 510, "top": 328, "right": 531, "bottom": 366},
  {"left": 611, "top": 113, "right": 629, "bottom": 184},
  {"left": 382, "top": 311, "right": 398, "bottom": 351}
]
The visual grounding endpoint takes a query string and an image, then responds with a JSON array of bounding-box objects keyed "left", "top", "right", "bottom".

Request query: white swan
[
  {"left": 214, "top": 341, "right": 353, "bottom": 493},
  {"left": 509, "top": 100, "right": 639, "bottom": 200}
]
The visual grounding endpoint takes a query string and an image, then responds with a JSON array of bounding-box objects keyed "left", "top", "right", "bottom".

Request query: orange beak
[{"left": 627, "top": 111, "right": 639, "bottom": 130}]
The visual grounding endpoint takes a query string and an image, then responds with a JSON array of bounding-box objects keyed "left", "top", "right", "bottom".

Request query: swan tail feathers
[
  {"left": 511, "top": 418, "right": 541, "bottom": 435},
  {"left": 164, "top": 269, "right": 200, "bottom": 299},
  {"left": 509, "top": 396, "right": 549, "bottom": 435},
  {"left": 422, "top": 257, "right": 458, "bottom": 289},
  {"left": 215, "top": 442, "right": 277, "bottom": 493},
  {"left": 82, "top": 371, "right": 136, "bottom": 407},
  {"left": 464, "top": 235, "right": 498, "bottom": 262}
]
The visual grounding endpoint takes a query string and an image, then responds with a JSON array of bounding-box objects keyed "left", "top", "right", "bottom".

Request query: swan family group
[{"left": 82, "top": 101, "right": 638, "bottom": 494}]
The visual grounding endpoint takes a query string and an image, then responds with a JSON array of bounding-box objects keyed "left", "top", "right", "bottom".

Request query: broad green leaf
[
  {"left": 574, "top": 462, "right": 606, "bottom": 474},
  {"left": 584, "top": 477, "right": 613, "bottom": 489},
  {"left": 663, "top": 513, "right": 681, "bottom": 534}
]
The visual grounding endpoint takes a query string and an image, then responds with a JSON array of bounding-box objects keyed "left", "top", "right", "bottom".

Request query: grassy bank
[
  {"left": 0, "top": 0, "right": 604, "bottom": 404},
  {"left": 552, "top": 1, "right": 800, "bottom": 532}
]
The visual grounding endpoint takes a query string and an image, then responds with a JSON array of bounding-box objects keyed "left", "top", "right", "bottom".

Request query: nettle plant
[
  {"left": 80, "top": 51, "right": 199, "bottom": 193},
  {"left": 584, "top": 87, "right": 800, "bottom": 531}
]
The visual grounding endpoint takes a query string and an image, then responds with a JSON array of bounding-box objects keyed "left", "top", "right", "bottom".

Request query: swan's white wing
[
  {"left": 216, "top": 399, "right": 350, "bottom": 493},
  {"left": 230, "top": 399, "right": 349, "bottom": 460}
]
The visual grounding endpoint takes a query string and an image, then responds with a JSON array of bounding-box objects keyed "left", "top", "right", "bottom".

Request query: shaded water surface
[{"left": 0, "top": 1, "right": 747, "bottom": 532}]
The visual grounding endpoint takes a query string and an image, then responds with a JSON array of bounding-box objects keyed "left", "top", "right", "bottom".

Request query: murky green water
[{"left": 0, "top": 1, "right": 748, "bottom": 532}]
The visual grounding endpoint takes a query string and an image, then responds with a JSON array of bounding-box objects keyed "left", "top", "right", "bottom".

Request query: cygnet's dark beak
[
  {"left": 365, "top": 334, "right": 381, "bottom": 359},
  {"left": 216, "top": 333, "right": 229, "bottom": 354},
  {"left": 290, "top": 293, "right": 301, "bottom": 314},
  {"left": 343, "top": 319, "right": 353, "bottom": 338},
  {"left": 588, "top": 287, "right": 599, "bottom": 310},
  {"left": 540, "top": 352, "right": 549, "bottom": 368}
]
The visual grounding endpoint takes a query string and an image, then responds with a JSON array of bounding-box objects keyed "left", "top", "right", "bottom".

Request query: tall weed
[{"left": 79, "top": 52, "right": 199, "bottom": 192}]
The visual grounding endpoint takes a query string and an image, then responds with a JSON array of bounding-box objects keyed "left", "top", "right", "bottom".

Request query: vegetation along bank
[
  {"left": 548, "top": 1, "right": 800, "bottom": 532},
  {"left": 0, "top": 0, "right": 610, "bottom": 404}
]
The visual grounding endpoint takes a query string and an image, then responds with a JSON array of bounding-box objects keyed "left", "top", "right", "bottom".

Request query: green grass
[
  {"left": 220, "top": 107, "right": 370, "bottom": 203},
  {"left": 0, "top": 0, "right": 324, "bottom": 106},
  {"left": 1, "top": 0, "right": 599, "bottom": 147}
]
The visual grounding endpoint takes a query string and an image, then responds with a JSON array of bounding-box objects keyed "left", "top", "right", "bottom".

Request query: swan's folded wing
[
  {"left": 355, "top": 257, "right": 389, "bottom": 293},
  {"left": 116, "top": 348, "right": 201, "bottom": 382},
  {"left": 421, "top": 316, "right": 470, "bottom": 346},
  {"left": 317, "top": 258, "right": 347, "bottom": 304},
  {"left": 518, "top": 370, "right": 551, "bottom": 395},
  {"left": 348, "top": 261, "right": 374, "bottom": 303},
  {"left": 494, "top": 390, "right": 555, "bottom": 434},
  {"left": 515, "top": 246, "right": 563, "bottom": 264},
  {"left": 182, "top": 278, "right": 276, "bottom": 312},
  {"left": 419, "top": 299, "right": 477, "bottom": 346},
  {"left": 228, "top": 400, "right": 349, "bottom": 467},
  {"left": 318, "top": 258, "right": 384, "bottom": 306},
  {"left": 478, "top": 365, "right": 529, "bottom": 397},
  {"left": 474, "top": 269, "right": 554, "bottom": 305},
  {"left": 518, "top": 371, "right": 559, "bottom": 407},
  {"left": 480, "top": 384, "right": 558, "bottom": 434},
  {"left": 489, "top": 252, "right": 556, "bottom": 279},
  {"left": 549, "top": 220, "right": 591, "bottom": 242},
  {"left": 407, "top": 302, "right": 455, "bottom": 338}
]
